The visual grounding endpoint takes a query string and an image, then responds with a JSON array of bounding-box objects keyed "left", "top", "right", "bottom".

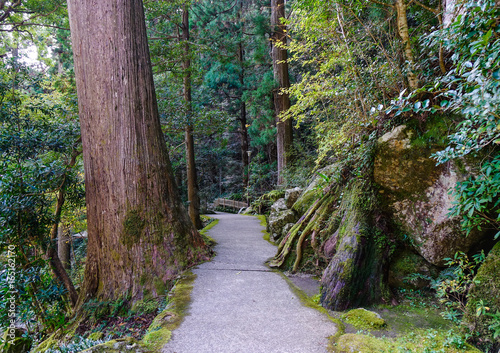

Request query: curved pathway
[{"left": 162, "top": 212, "right": 337, "bottom": 353}]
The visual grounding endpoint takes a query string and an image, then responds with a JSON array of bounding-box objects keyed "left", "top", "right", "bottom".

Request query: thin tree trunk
[
  {"left": 237, "top": 40, "right": 249, "bottom": 189},
  {"left": 57, "top": 224, "right": 71, "bottom": 271},
  {"left": 395, "top": 0, "right": 419, "bottom": 90},
  {"left": 182, "top": 5, "right": 202, "bottom": 229},
  {"left": 49, "top": 183, "right": 78, "bottom": 306},
  {"left": 67, "top": 0, "right": 208, "bottom": 307},
  {"left": 271, "top": 0, "right": 292, "bottom": 185}
]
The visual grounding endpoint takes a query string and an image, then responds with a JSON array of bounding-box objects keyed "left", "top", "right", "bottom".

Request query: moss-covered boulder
[
  {"left": 374, "top": 125, "right": 488, "bottom": 266},
  {"left": 267, "top": 198, "right": 297, "bottom": 241},
  {"left": 342, "top": 308, "right": 387, "bottom": 330},
  {"left": 388, "top": 249, "right": 439, "bottom": 290},
  {"left": 464, "top": 241, "right": 500, "bottom": 351},
  {"left": 0, "top": 328, "right": 32, "bottom": 353}
]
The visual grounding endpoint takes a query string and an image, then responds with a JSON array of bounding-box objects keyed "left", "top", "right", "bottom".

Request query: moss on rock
[
  {"left": 388, "top": 249, "right": 438, "bottom": 290},
  {"left": 333, "top": 333, "right": 387, "bottom": 352},
  {"left": 342, "top": 308, "right": 387, "bottom": 330}
]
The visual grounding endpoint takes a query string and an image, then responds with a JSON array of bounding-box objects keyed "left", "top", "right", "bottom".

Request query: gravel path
[{"left": 162, "top": 212, "right": 337, "bottom": 353}]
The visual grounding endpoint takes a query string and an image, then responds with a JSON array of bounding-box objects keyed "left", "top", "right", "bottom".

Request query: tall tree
[
  {"left": 67, "top": 0, "right": 208, "bottom": 305},
  {"left": 271, "top": 0, "right": 292, "bottom": 184},
  {"left": 182, "top": 5, "right": 203, "bottom": 229}
]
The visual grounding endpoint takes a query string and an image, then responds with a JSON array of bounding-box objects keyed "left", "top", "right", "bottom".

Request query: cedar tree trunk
[
  {"left": 67, "top": 0, "right": 208, "bottom": 305},
  {"left": 271, "top": 0, "right": 293, "bottom": 185}
]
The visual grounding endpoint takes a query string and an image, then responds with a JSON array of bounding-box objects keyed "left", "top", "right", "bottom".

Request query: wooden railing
[{"left": 213, "top": 198, "right": 248, "bottom": 210}]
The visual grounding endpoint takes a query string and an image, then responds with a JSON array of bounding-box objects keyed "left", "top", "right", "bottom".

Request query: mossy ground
[{"left": 275, "top": 263, "right": 480, "bottom": 353}]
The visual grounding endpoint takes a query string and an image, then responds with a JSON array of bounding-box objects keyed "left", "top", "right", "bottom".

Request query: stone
[
  {"left": 374, "top": 125, "right": 489, "bottom": 266},
  {"left": 342, "top": 308, "right": 387, "bottom": 330},
  {"left": 388, "top": 249, "right": 439, "bottom": 290},
  {"left": 282, "top": 223, "right": 295, "bottom": 238},
  {"left": 267, "top": 199, "right": 297, "bottom": 241},
  {"left": 285, "top": 187, "right": 302, "bottom": 209},
  {"left": 1, "top": 328, "right": 32, "bottom": 353}
]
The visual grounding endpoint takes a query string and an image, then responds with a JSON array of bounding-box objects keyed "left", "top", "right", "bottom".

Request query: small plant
[
  {"left": 44, "top": 336, "right": 106, "bottom": 353},
  {"left": 433, "top": 251, "right": 485, "bottom": 323},
  {"left": 486, "top": 310, "right": 500, "bottom": 340}
]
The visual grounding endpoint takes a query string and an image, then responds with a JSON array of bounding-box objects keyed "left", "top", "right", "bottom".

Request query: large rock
[
  {"left": 388, "top": 249, "right": 439, "bottom": 290},
  {"left": 285, "top": 187, "right": 302, "bottom": 209},
  {"left": 267, "top": 198, "right": 297, "bottom": 241},
  {"left": 374, "top": 125, "right": 487, "bottom": 266}
]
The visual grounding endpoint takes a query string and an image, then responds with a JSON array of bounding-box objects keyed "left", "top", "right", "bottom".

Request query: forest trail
[{"left": 162, "top": 212, "right": 337, "bottom": 353}]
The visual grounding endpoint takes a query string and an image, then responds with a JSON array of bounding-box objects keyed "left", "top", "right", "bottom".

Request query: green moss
[
  {"left": 256, "top": 215, "right": 273, "bottom": 244},
  {"left": 293, "top": 187, "right": 321, "bottom": 215},
  {"left": 154, "top": 278, "right": 166, "bottom": 296},
  {"left": 330, "top": 329, "right": 481, "bottom": 353},
  {"left": 333, "top": 333, "right": 387, "bottom": 352},
  {"left": 111, "top": 250, "right": 119, "bottom": 262},
  {"left": 140, "top": 272, "right": 197, "bottom": 350},
  {"left": 342, "top": 308, "right": 387, "bottom": 330},
  {"left": 88, "top": 332, "right": 104, "bottom": 341},
  {"left": 80, "top": 338, "right": 152, "bottom": 352},
  {"left": 31, "top": 332, "right": 59, "bottom": 352},
  {"left": 199, "top": 218, "right": 218, "bottom": 247},
  {"left": 142, "top": 328, "right": 171, "bottom": 351},
  {"left": 464, "top": 241, "right": 500, "bottom": 349},
  {"left": 121, "top": 209, "right": 145, "bottom": 249}
]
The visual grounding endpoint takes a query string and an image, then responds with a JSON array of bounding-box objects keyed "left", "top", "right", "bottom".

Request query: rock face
[
  {"left": 267, "top": 198, "right": 297, "bottom": 241},
  {"left": 374, "top": 125, "right": 487, "bottom": 266},
  {"left": 285, "top": 187, "right": 302, "bottom": 208},
  {"left": 388, "top": 250, "right": 439, "bottom": 290}
]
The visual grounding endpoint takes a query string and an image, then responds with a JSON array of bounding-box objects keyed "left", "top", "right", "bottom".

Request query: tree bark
[
  {"left": 57, "top": 224, "right": 71, "bottom": 271},
  {"left": 48, "top": 188, "right": 78, "bottom": 307},
  {"left": 395, "top": 0, "right": 419, "bottom": 90},
  {"left": 271, "top": 0, "right": 293, "bottom": 185},
  {"left": 182, "top": 5, "right": 202, "bottom": 229},
  {"left": 67, "top": 0, "right": 208, "bottom": 306}
]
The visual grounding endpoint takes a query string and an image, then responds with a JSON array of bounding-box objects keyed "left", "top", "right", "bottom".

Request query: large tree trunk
[
  {"left": 271, "top": 0, "right": 292, "bottom": 185},
  {"left": 182, "top": 5, "right": 203, "bottom": 229},
  {"left": 67, "top": 0, "right": 208, "bottom": 306}
]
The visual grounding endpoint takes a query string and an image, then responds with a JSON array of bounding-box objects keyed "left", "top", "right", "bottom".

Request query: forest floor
[{"left": 161, "top": 212, "right": 338, "bottom": 353}]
